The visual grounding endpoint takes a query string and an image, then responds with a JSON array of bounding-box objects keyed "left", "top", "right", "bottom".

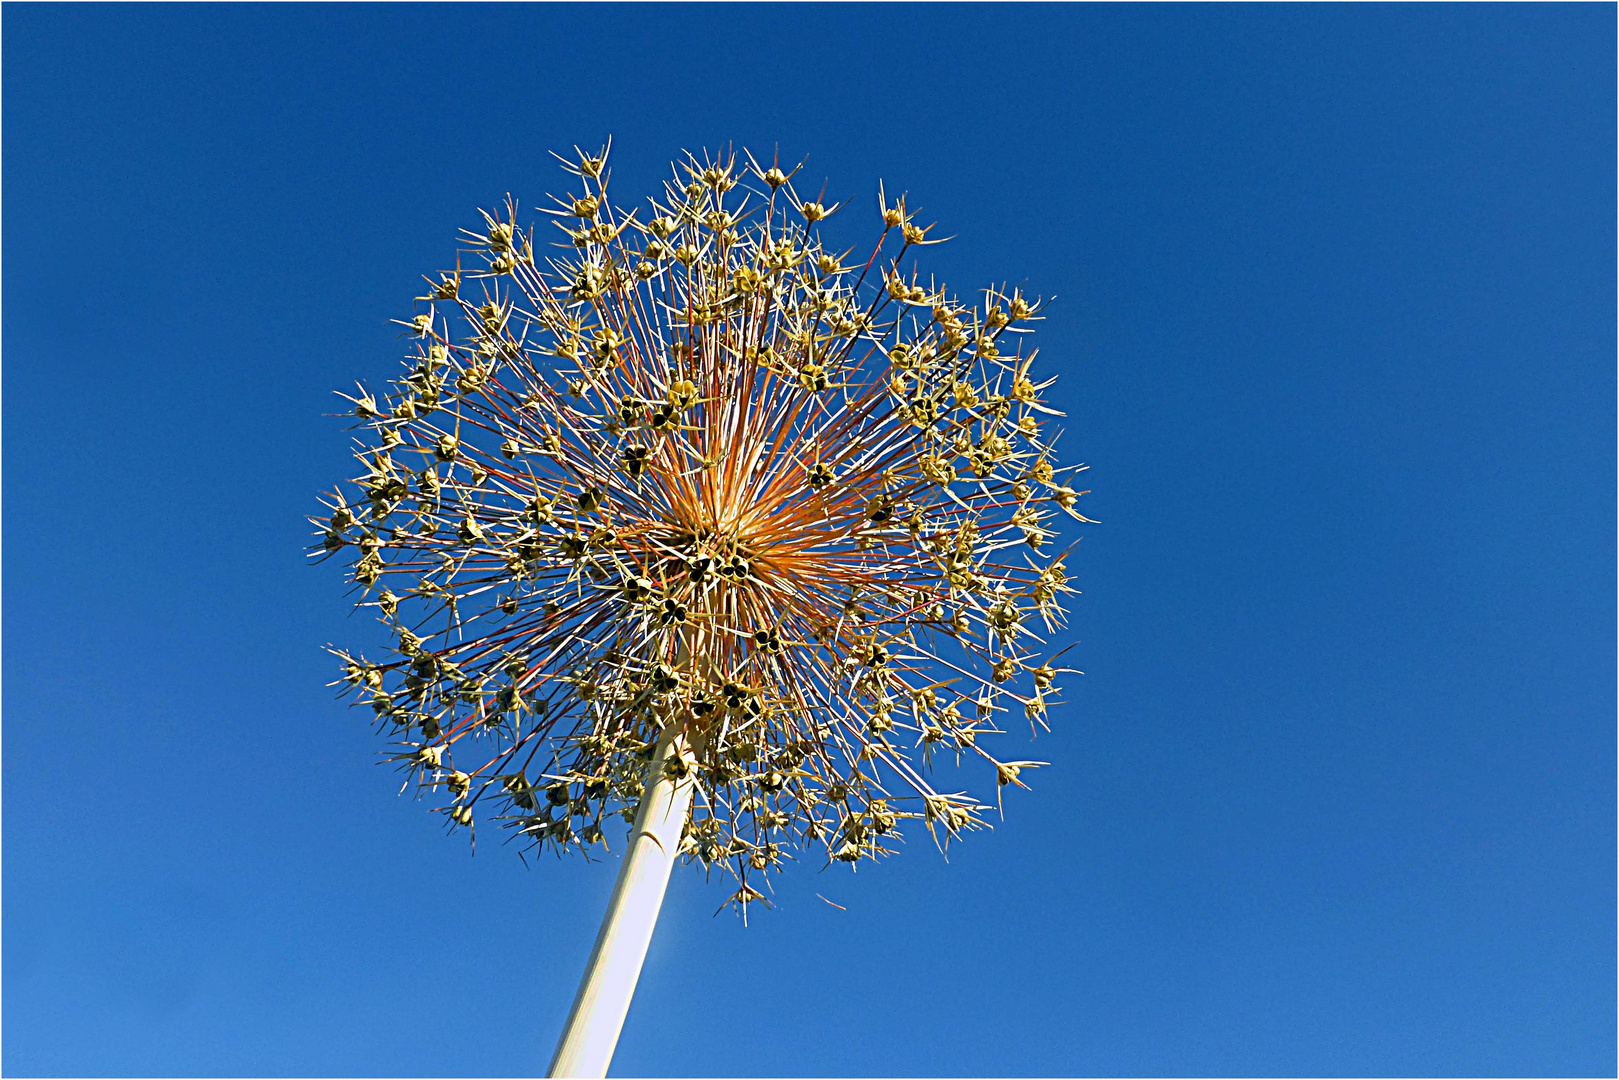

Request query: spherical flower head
[{"left": 312, "top": 143, "right": 1091, "bottom": 909}]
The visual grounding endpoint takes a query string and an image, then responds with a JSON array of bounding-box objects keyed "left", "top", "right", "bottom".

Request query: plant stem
[{"left": 547, "top": 725, "right": 696, "bottom": 1078}]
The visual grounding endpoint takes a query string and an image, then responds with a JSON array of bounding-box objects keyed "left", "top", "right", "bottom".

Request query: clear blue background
[{"left": 5, "top": 4, "right": 1613, "bottom": 1076}]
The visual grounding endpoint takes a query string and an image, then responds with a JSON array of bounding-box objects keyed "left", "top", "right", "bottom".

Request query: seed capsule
[
  {"left": 559, "top": 533, "right": 588, "bottom": 560},
  {"left": 622, "top": 445, "right": 649, "bottom": 478},
  {"left": 667, "top": 380, "right": 698, "bottom": 408},
  {"left": 721, "top": 681, "right": 748, "bottom": 710},
  {"left": 649, "top": 402, "right": 679, "bottom": 431}
]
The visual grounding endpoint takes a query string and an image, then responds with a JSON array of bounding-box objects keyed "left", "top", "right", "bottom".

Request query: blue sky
[{"left": 4, "top": 4, "right": 1612, "bottom": 1076}]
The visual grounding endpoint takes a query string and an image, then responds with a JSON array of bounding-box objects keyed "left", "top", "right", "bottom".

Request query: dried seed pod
[
  {"left": 659, "top": 598, "right": 688, "bottom": 627},
  {"left": 315, "top": 147, "right": 1081, "bottom": 899}
]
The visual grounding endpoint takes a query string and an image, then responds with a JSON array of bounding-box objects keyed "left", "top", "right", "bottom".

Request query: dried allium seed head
[{"left": 313, "top": 144, "right": 1087, "bottom": 907}]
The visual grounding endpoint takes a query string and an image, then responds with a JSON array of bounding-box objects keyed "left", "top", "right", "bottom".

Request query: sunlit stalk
[{"left": 548, "top": 723, "right": 695, "bottom": 1078}]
